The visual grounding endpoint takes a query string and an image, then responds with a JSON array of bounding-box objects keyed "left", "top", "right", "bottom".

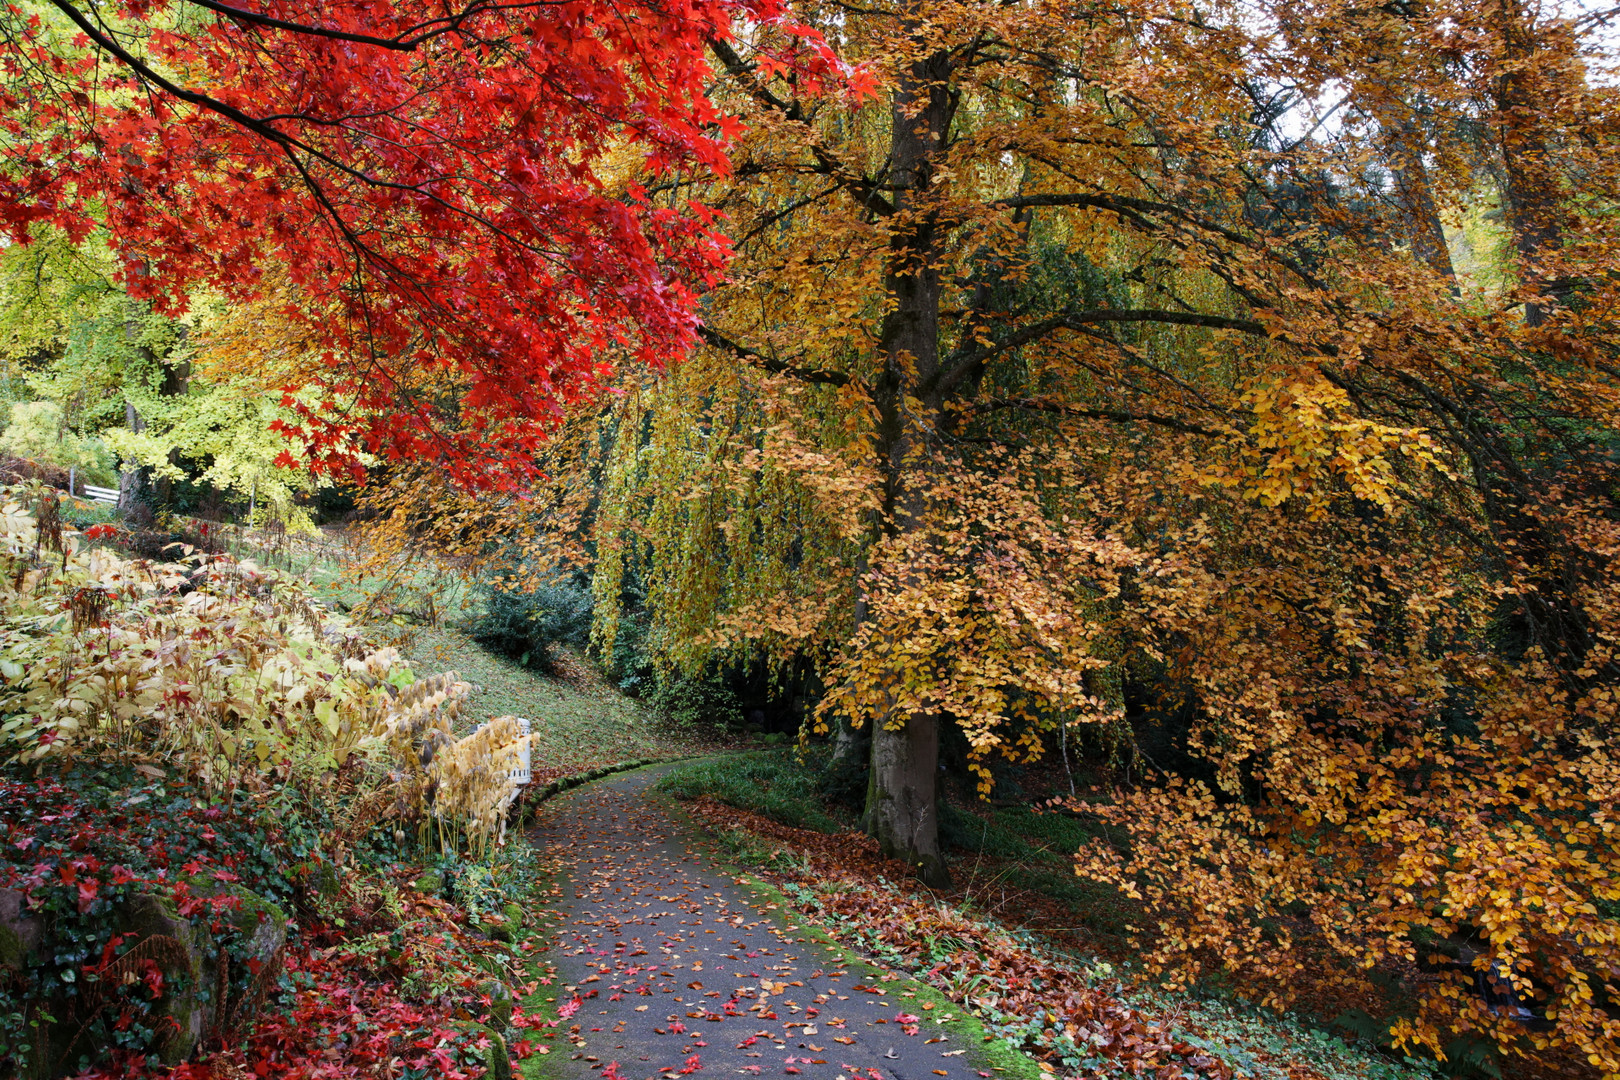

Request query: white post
[{"left": 68, "top": 466, "right": 75, "bottom": 498}]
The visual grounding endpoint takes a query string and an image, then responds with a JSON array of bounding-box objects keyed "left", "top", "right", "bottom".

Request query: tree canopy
[
  {"left": 0, "top": 0, "right": 821, "bottom": 482},
  {"left": 4, "top": 0, "right": 1620, "bottom": 1074}
]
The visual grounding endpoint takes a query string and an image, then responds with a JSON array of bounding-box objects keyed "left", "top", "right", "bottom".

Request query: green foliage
[
  {"left": 0, "top": 227, "right": 326, "bottom": 528},
  {"left": 602, "top": 604, "right": 655, "bottom": 695},
  {"left": 0, "top": 399, "right": 115, "bottom": 483},
  {"left": 657, "top": 751, "right": 844, "bottom": 832},
  {"left": 470, "top": 576, "right": 594, "bottom": 673},
  {"left": 59, "top": 497, "right": 116, "bottom": 529},
  {"left": 649, "top": 668, "right": 745, "bottom": 731}
]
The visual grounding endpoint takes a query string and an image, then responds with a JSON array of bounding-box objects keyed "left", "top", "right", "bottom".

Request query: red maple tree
[{"left": 0, "top": 0, "right": 821, "bottom": 484}]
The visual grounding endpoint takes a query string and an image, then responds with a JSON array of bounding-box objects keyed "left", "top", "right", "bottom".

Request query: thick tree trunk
[
  {"left": 859, "top": 32, "right": 955, "bottom": 889},
  {"left": 118, "top": 399, "right": 145, "bottom": 513},
  {"left": 1490, "top": 2, "right": 1568, "bottom": 326},
  {"left": 868, "top": 709, "right": 948, "bottom": 887}
]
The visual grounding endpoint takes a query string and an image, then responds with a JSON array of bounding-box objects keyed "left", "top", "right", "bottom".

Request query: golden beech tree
[{"left": 390, "top": 0, "right": 1619, "bottom": 1066}]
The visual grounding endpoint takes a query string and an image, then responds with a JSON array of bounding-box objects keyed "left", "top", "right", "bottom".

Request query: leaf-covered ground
[
  {"left": 523, "top": 764, "right": 1057, "bottom": 1080},
  {"left": 659, "top": 762, "right": 1443, "bottom": 1080}
]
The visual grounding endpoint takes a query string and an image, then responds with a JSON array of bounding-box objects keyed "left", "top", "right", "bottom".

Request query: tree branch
[
  {"left": 972, "top": 397, "right": 1222, "bottom": 437},
  {"left": 935, "top": 308, "right": 1268, "bottom": 396},
  {"left": 176, "top": 0, "right": 567, "bottom": 51},
  {"left": 697, "top": 326, "right": 857, "bottom": 388}
]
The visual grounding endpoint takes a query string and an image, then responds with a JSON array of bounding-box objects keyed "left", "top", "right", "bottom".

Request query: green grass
[
  {"left": 403, "top": 626, "right": 707, "bottom": 772},
  {"left": 655, "top": 750, "right": 848, "bottom": 833}
]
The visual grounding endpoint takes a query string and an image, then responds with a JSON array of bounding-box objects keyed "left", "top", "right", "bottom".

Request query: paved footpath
[{"left": 526, "top": 764, "right": 990, "bottom": 1080}]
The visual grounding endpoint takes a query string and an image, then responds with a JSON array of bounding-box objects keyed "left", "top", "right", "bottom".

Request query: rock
[
  {"left": 412, "top": 869, "right": 444, "bottom": 896},
  {"left": 0, "top": 888, "right": 42, "bottom": 968},
  {"left": 483, "top": 979, "right": 514, "bottom": 1031},
  {"left": 313, "top": 859, "right": 342, "bottom": 901},
  {"left": 480, "top": 903, "right": 525, "bottom": 944},
  {"left": 117, "top": 892, "right": 205, "bottom": 1064},
  {"left": 122, "top": 882, "right": 289, "bottom": 1064},
  {"left": 213, "top": 883, "right": 289, "bottom": 980},
  {"left": 484, "top": 912, "right": 516, "bottom": 943},
  {"left": 9, "top": 880, "right": 287, "bottom": 1079}
]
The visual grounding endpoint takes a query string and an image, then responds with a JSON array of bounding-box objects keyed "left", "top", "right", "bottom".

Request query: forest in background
[{"left": 0, "top": 0, "right": 1617, "bottom": 1077}]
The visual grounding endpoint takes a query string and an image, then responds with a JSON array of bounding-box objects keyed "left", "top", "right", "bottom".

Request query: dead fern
[{"left": 63, "top": 932, "right": 193, "bottom": 1066}]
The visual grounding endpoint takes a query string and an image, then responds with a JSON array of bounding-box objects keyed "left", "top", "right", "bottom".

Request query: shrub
[
  {"left": 657, "top": 751, "right": 843, "bottom": 832},
  {"left": 0, "top": 400, "right": 115, "bottom": 485},
  {"left": 0, "top": 487, "right": 527, "bottom": 854},
  {"left": 470, "top": 577, "right": 593, "bottom": 673},
  {"left": 649, "top": 670, "right": 744, "bottom": 731},
  {"left": 816, "top": 747, "right": 869, "bottom": 812}
]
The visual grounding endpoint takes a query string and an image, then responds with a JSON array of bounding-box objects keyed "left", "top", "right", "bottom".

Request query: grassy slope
[{"left": 403, "top": 627, "right": 711, "bottom": 777}]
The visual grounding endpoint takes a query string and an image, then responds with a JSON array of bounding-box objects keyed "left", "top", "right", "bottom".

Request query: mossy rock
[
  {"left": 483, "top": 912, "right": 517, "bottom": 943},
  {"left": 485, "top": 1027, "right": 512, "bottom": 1080},
  {"left": 117, "top": 891, "right": 205, "bottom": 1065},
  {"left": 413, "top": 869, "right": 445, "bottom": 896},
  {"left": 314, "top": 860, "right": 342, "bottom": 900},
  {"left": 483, "top": 979, "right": 515, "bottom": 1031},
  {"left": 179, "top": 877, "right": 289, "bottom": 1046}
]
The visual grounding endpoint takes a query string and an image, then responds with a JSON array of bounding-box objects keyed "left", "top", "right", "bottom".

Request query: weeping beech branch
[{"left": 969, "top": 397, "right": 1224, "bottom": 437}]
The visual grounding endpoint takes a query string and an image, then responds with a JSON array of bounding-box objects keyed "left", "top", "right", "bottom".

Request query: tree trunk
[
  {"left": 868, "top": 708, "right": 948, "bottom": 887},
  {"left": 831, "top": 712, "right": 868, "bottom": 766},
  {"left": 833, "top": 558, "right": 872, "bottom": 777},
  {"left": 858, "top": 30, "right": 955, "bottom": 889},
  {"left": 1384, "top": 113, "right": 1455, "bottom": 282},
  {"left": 1490, "top": 2, "right": 1568, "bottom": 326},
  {"left": 154, "top": 349, "right": 191, "bottom": 506},
  {"left": 118, "top": 399, "right": 145, "bottom": 513}
]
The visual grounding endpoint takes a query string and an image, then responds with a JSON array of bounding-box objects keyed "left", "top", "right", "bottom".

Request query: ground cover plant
[{"left": 0, "top": 488, "right": 569, "bottom": 1076}]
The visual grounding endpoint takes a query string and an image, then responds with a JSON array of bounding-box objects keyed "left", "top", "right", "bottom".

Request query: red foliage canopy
[{"left": 0, "top": 0, "right": 801, "bottom": 485}]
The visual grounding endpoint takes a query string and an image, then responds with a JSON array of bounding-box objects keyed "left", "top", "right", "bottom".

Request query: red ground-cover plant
[
  {"left": 81, "top": 907, "right": 564, "bottom": 1079},
  {"left": 2, "top": 760, "right": 559, "bottom": 1077},
  {"left": 0, "top": 764, "right": 309, "bottom": 1071}
]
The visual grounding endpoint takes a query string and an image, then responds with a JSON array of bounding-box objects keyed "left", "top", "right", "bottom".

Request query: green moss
[
  {"left": 486, "top": 1027, "right": 513, "bottom": 1080},
  {"left": 485, "top": 980, "right": 515, "bottom": 1031},
  {"left": 0, "top": 921, "right": 25, "bottom": 969}
]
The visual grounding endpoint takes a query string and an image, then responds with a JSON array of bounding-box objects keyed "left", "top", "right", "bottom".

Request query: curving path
[{"left": 526, "top": 764, "right": 991, "bottom": 1080}]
